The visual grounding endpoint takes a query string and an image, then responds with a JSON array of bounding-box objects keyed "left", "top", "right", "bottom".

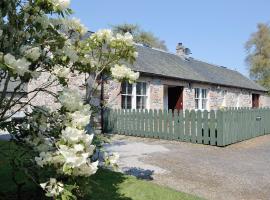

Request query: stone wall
[
  {"left": 149, "top": 79, "right": 164, "bottom": 109},
  {"left": 28, "top": 72, "right": 86, "bottom": 110},
  {"left": 183, "top": 87, "right": 195, "bottom": 110},
  {"left": 260, "top": 94, "right": 270, "bottom": 107},
  {"left": 103, "top": 79, "right": 121, "bottom": 109}
]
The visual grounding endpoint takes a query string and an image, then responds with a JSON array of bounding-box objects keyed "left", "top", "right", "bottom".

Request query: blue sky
[{"left": 71, "top": 0, "right": 270, "bottom": 76}]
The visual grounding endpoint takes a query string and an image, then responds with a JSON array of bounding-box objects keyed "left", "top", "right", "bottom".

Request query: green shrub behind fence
[{"left": 103, "top": 108, "right": 270, "bottom": 146}]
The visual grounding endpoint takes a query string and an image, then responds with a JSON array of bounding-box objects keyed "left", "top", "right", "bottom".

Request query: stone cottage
[{"left": 103, "top": 43, "right": 270, "bottom": 111}]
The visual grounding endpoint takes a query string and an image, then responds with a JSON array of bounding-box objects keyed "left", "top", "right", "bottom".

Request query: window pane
[
  {"left": 195, "top": 99, "right": 199, "bottom": 109},
  {"left": 195, "top": 88, "right": 200, "bottom": 98},
  {"left": 136, "top": 96, "right": 146, "bottom": 109},
  {"left": 136, "top": 82, "right": 146, "bottom": 95},
  {"left": 202, "top": 89, "right": 207, "bottom": 98},
  {"left": 121, "top": 82, "right": 132, "bottom": 94},
  {"left": 202, "top": 99, "right": 207, "bottom": 109},
  {"left": 121, "top": 96, "right": 132, "bottom": 109}
]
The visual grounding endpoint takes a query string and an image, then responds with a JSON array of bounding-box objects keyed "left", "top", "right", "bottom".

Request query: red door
[
  {"left": 252, "top": 94, "right": 260, "bottom": 108},
  {"left": 168, "top": 86, "right": 183, "bottom": 111}
]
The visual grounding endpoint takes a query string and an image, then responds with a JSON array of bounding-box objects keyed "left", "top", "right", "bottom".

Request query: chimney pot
[{"left": 176, "top": 43, "right": 191, "bottom": 57}]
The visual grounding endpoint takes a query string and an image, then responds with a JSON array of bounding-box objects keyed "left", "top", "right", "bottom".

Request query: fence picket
[
  {"left": 153, "top": 109, "right": 158, "bottom": 138},
  {"left": 149, "top": 109, "right": 154, "bottom": 138},
  {"left": 126, "top": 110, "right": 130, "bottom": 135},
  {"left": 173, "top": 110, "right": 179, "bottom": 140},
  {"left": 190, "top": 110, "right": 196, "bottom": 143},
  {"left": 216, "top": 110, "right": 224, "bottom": 146},
  {"left": 164, "top": 110, "right": 168, "bottom": 139},
  {"left": 178, "top": 111, "right": 184, "bottom": 141},
  {"left": 184, "top": 110, "right": 190, "bottom": 142},
  {"left": 203, "top": 110, "right": 209, "bottom": 144},
  {"left": 197, "top": 110, "right": 203, "bottom": 144},
  {"left": 158, "top": 110, "right": 163, "bottom": 138},
  {"left": 209, "top": 110, "right": 216, "bottom": 145},
  {"left": 168, "top": 110, "right": 173, "bottom": 140}
]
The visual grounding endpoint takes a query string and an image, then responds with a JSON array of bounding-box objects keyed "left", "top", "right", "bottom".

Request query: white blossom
[
  {"left": 58, "top": 144, "right": 89, "bottom": 167},
  {"left": 111, "top": 64, "right": 139, "bottom": 83},
  {"left": 0, "top": 30, "right": 3, "bottom": 37},
  {"left": 67, "top": 18, "right": 88, "bottom": 36},
  {"left": 4, "top": 54, "right": 30, "bottom": 76},
  {"left": 53, "top": 65, "right": 70, "bottom": 78},
  {"left": 115, "top": 32, "right": 134, "bottom": 46},
  {"left": 61, "top": 127, "right": 85, "bottom": 143},
  {"left": 40, "top": 178, "right": 64, "bottom": 197},
  {"left": 58, "top": 88, "right": 84, "bottom": 111},
  {"left": 62, "top": 42, "right": 79, "bottom": 62},
  {"left": 72, "top": 161, "right": 99, "bottom": 176},
  {"left": 68, "top": 107, "right": 91, "bottom": 129},
  {"left": 35, "top": 152, "right": 53, "bottom": 167},
  {"left": 24, "top": 47, "right": 41, "bottom": 61},
  {"left": 51, "top": 0, "right": 70, "bottom": 11},
  {"left": 91, "top": 29, "right": 113, "bottom": 43},
  {"left": 73, "top": 144, "right": 84, "bottom": 152}
]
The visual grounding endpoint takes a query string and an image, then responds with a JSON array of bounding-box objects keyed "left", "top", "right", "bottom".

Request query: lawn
[{"left": 0, "top": 140, "right": 202, "bottom": 200}]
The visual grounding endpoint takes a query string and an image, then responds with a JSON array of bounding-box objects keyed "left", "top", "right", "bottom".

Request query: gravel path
[{"left": 105, "top": 134, "right": 270, "bottom": 200}]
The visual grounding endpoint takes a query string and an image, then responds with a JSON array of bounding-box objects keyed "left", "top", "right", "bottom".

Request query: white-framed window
[
  {"left": 136, "top": 82, "right": 147, "bottom": 109},
  {"left": 121, "top": 81, "right": 149, "bottom": 109},
  {"left": 121, "top": 82, "right": 132, "bottom": 109},
  {"left": 195, "top": 88, "right": 208, "bottom": 110}
]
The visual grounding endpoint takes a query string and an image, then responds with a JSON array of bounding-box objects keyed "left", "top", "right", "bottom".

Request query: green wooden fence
[{"left": 103, "top": 108, "right": 270, "bottom": 146}]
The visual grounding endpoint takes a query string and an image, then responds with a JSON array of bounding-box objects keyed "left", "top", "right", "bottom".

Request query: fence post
[{"left": 217, "top": 110, "right": 225, "bottom": 146}]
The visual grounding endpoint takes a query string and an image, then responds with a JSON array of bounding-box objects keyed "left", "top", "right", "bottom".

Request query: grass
[{"left": 0, "top": 140, "right": 202, "bottom": 200}]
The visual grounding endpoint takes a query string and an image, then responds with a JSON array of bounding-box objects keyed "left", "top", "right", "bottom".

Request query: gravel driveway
[{"left": 105, "top": 134, "right": 270, "bottom": 200}]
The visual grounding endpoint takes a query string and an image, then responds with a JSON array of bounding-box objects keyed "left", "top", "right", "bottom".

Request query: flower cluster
[
  {"left": 89, "top": 29, "right": 135, "bottom": 47},
  {"left": 35, "top": 88, "right": 98, "bottom": 177},
  {"left": 40, "top": 178, "right": 64, "bottom": 197},
  {"left": 51, "top": 0, "right": 70, "bottom": 11},
  {"left": 66, "top": 18, "right": 88, "bottom": 36},
  {"left": 3, "top": 54, "right": 30, "bottom": 76},
  {"left": 58, "top": 88, "right": 84, "bottom": 111},
  {"left": 53, "top": 65, "right": 70, "bottom": 79},
  {"left": 111, "top": 64, "right": 139, "bottom": 83},
  {"left": 23, "top": 46, "right": 41, "bottom": 61}
]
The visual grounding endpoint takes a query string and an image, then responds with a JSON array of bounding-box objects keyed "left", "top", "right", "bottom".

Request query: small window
[
  {"left": 136, "top": 82, "right": 147, "bottom": 109},
  {"left": 195, "top": 88, "right": 200, "bottom": 109},
  {"left": 121, "top": 81, "right": 148, "bottom": 109},
  {"left": 121, "top": 82, "right": 132, "bottom": 109},
  {"left": 194, "top": 88, "right": 208, "bottom": 110},
  {"left": 201, "top": 89, "right": 207, "bottom": 109}
]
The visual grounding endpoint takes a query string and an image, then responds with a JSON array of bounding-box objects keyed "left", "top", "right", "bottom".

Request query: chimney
[{"left": 176, "top": 43, "right": 191, "bottom": 57}]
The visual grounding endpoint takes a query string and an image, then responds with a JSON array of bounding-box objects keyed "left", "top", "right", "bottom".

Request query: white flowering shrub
[{"left": 0, "top": 0, "right": 138, "bottom": 199}]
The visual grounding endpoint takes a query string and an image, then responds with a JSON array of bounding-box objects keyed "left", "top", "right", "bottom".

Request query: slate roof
[{"left": 130, "top": 45, "right": 267, "bottom": 92}]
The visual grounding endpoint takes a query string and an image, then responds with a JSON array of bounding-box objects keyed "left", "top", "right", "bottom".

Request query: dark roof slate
[{"left": 130, "top": 45, "right": 267, "bottom": 92}]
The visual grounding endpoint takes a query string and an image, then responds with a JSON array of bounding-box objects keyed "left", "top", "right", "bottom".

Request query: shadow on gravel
[{"left": 123, "top": 167, "right": 154, "bottom": 180}]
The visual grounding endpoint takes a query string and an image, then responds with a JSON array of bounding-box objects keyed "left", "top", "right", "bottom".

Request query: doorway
[
  {"left": 168, "top": 86, "right": 183, "bottom": 111},
  {"left": 252, "top": 93, "right": 260, "bottom": 108}
]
